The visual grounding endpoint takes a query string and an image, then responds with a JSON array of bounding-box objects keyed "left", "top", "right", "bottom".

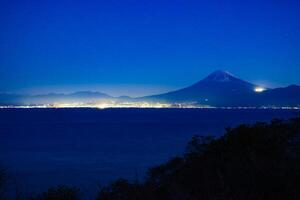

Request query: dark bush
[
  {"left": 31, "top": 185, "right": 80, "bottom": 200},
  {"left": 96, "top": 179, "right": 144, "bottom": 200},
  {"left": 96, "top": 118, "right": 300, "bottom": 200},
  {"left": 0, "top": 167, "right": 6, "bottom": 200}
]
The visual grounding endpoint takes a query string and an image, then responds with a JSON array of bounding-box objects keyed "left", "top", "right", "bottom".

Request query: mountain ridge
[
  {"left": 141, "top": 71, "right": 299, "bottom": 107},
  {"left": 0, "top": 71, "right": 299, "bottom": 107}
]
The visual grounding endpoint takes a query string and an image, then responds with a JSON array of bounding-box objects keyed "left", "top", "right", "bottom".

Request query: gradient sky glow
[{"left": 0, "top": 0, "right": 299, "bottom": 96}]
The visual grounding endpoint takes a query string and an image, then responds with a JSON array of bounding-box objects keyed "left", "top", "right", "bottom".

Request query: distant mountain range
[
  {"left": 142, "top": 70, "right": 300, "bottom": 107},
  {"left": 1, "top": 70, "right": 300, "bottom": 107},
  {"left": 0, "top": 91, "right": 114, "bottom": 106}
]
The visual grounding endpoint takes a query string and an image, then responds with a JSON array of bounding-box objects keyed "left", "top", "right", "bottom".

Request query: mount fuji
[
  {"left": 0, "top": 70, "right": 299, "bottom": 107},
  {"left": 142, "top": 70, "right": 300, "bottom": 107}
]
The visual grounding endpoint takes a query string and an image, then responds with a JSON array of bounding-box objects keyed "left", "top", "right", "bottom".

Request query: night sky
[{"left": 0, "top": 0, "right": 299, "bottom": 97}]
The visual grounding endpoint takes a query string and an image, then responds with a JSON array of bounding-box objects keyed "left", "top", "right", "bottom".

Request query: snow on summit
[{"left": 202, "top": 70, "right": 236, "bottom": 82}]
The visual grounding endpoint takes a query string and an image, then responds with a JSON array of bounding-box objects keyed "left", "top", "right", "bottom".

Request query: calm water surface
[{"left": 0, "top": 108, "right": 298, "bottom": 197}]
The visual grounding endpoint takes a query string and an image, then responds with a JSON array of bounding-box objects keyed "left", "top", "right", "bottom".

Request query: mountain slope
[
  {"left": 143, "top": 70, "right": 260, "bottom": 106},
  {"left": 257, "top": 85, "right": 300, "bottom": 106},
  {"left": 1, "top": 71, "right": 299, "bottom": 107},
  {"left": 142, "top": 70, "right": 300, "bottom": 107},
  {"left": 0, "top": 91, "right": 113, "bottom": 106}
]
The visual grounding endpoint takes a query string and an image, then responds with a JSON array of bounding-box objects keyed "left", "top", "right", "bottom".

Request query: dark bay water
[{"left": 0, "top": 108, "right": 298, "bottom": 197}]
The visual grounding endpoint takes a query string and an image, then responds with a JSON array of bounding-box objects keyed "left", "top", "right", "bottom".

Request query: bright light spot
[{"left": 254, "top": 87, "right": 266, "bottom": 93}]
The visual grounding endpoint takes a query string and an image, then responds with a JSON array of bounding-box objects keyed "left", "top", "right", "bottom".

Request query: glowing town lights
[
  {"left": 0, "top": 104, "right": 299, "bottom": 109},
  {"left": 254, "top": 87, "right": 266, "bottom": 93}
]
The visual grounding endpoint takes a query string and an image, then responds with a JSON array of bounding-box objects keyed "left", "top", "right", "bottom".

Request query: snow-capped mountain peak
[{"left": 202, "top": 70, "right": 236, "bottom": 82}]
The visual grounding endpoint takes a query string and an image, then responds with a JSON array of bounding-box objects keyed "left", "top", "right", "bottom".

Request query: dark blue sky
[{"left": 0, "top": 0, "right": 299, "bottom": 96}]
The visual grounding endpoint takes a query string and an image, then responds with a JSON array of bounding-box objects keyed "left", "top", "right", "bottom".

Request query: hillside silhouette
[
  {"left": 96, "top": 117, "right": 300, "bottom": 200},
  {"left": 2, "top": 117, "right": 300, "bottom": 200}
]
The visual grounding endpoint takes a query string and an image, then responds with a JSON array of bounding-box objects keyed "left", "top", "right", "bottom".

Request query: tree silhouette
[
  {"left": 31, "top": 185, "right": 80, "bottom": 200},
  {"left": 96, "top": 117, "right": 300, "bottom": 200},
  {"left": 0, "top": 167, "right": 6, "bottom": 200}
]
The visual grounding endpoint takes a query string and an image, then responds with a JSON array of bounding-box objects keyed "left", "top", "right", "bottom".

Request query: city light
[{"left": 254, "top": 87, "right": 266, "bottom": 93}]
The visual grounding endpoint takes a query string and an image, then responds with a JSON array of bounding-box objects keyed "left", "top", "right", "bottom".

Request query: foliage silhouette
[
  {"left": 5, "top": 117, "right": 300, "bottom": 200},
  {"left": 0, "top": 167, "right": 6, "bottom": 200},
  {"left": 31, "top": 185, "right": 80, "bottom": 200},
  {"left": 95, "top": 118, "right": 300, "bottom": 200}
]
